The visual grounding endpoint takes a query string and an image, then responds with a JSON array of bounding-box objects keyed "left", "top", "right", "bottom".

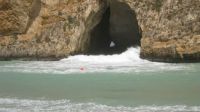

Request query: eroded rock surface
[
  {"left": 0, "top": 0, "right": 37, "bottom": 35},
  {"left": 122, "top": 0, "right": 200, "bottom": 62},
  {"left": 0, "top": 0, "right": 107, "bottom": 60},
  {"left": 0, "top": 0, "right": 199, "bottom": 62}
]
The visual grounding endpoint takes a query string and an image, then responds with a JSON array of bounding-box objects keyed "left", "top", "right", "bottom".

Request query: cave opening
[
  {"left": 88, "top": 1, "right": 142, "bottom": 55},
  {"left": 88, "top": 7, "right": 111, "bottom": 54}
]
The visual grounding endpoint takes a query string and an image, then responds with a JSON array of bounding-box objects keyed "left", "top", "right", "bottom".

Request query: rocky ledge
[{"left": 0, "top": 0, "right": 199, "bottom": 62}]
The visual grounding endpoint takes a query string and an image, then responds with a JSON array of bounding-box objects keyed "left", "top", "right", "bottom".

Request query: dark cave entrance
[
  {"left": 88, "top": 1, "right": 142, "bottom": 55},
  {"left": 88, "top": 7, "right": 111, "bottom": 54}
]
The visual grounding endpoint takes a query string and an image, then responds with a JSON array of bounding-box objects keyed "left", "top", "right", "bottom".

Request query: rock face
[
  {"left": 0, "top": 0, "right": 107, "bottom": 60},
  {"left": 0, "top": 0, "right": 38, "bottom": 35},
  {"left": 0, "top": 0, "right": 200, "bottom": 62},
  {"left": 121, "top": 0, "right": 200, "bottom": 62}
]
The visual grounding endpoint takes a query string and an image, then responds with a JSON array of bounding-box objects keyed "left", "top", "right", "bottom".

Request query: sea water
[{"left": 0, "top": 47, "right": 200, "bottom": 112}]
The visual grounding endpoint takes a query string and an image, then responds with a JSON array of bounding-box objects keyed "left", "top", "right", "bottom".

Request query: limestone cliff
[
  {"left": 122, "top": 0, "right": 200, "bottom": 62},
  {"left": 0, "top": 0, "right": 199, "bottom": 62},
  {"left": 0, "top": 0, "right": 107, "bottom": 60}
]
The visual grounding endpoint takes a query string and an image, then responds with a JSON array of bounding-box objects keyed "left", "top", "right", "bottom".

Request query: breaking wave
[
  {"left": 0, "top": 98, "right": 200, "bottom": 112},
  {"left": 0, "top": 47, "right": 189, "bottom": 74}
]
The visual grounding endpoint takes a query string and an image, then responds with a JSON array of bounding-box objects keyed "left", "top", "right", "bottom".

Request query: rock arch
[{"left": 88, "top": 0, "right": 142, "bottom": 54}]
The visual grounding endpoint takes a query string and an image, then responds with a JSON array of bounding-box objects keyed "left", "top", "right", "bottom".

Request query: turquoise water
[{"left": 0, "top": 48, "right": 200, "bottom": 112}]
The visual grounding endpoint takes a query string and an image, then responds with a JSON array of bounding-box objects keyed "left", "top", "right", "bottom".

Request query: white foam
[
  {"left": 0, "top": 98, "right": 199, "bottom": 112},
  {"left": 0, "top": 47, "right": 189, "bottom": 74}
]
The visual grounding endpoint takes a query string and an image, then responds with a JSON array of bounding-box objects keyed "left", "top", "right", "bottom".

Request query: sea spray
[
  {"left": 0, "top": 47, "right": 188, "bottom": 74},
  {"left": 0, "top": 98, "right": 200, "bottom": 112}
]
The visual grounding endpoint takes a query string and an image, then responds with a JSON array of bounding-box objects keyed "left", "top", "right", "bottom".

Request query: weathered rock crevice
[
  {"left": 69, "top": 0, "right": 109, "bottom": 55},
  {"left": 0, "top": 0, "right": 38, "bottom": 36},
  {"left": 25, "top": 0, "right": 41, "bottom": 33}
]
